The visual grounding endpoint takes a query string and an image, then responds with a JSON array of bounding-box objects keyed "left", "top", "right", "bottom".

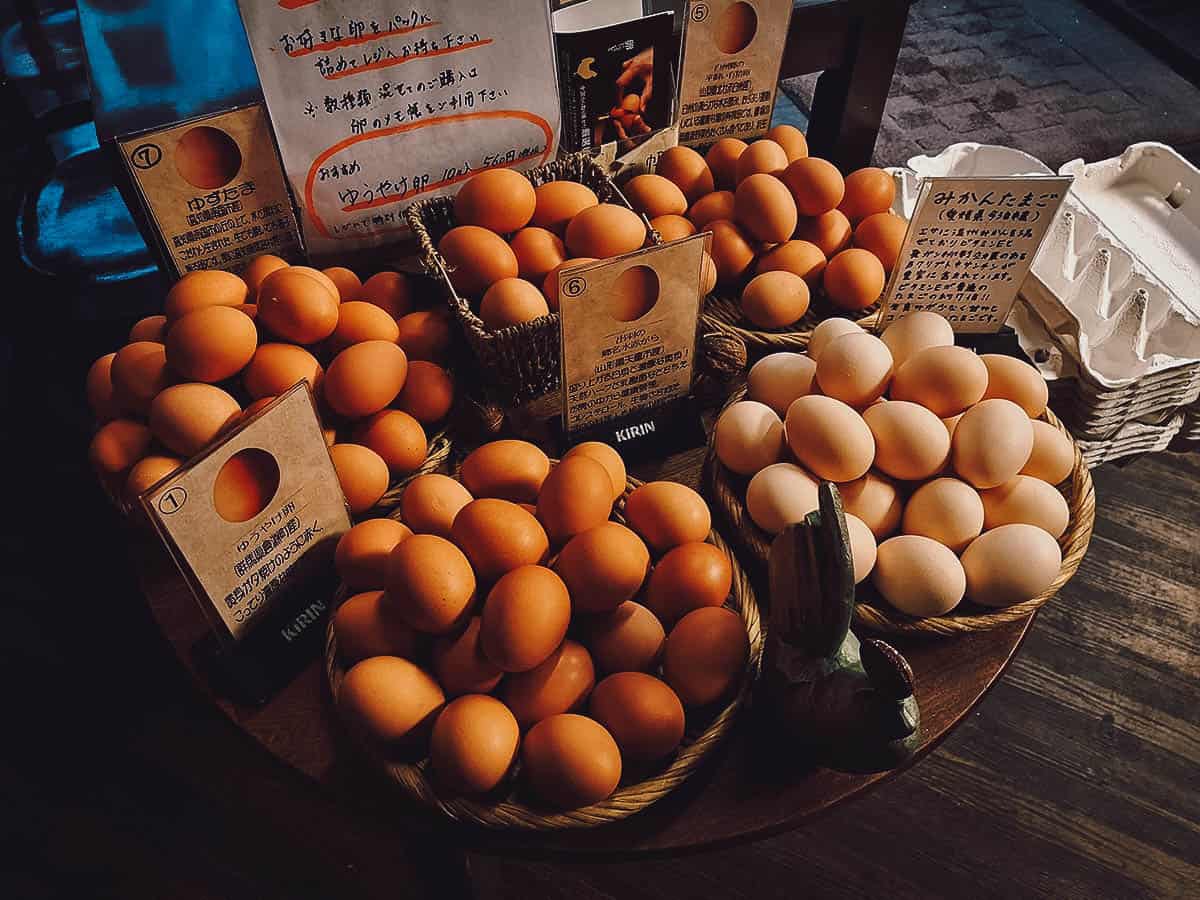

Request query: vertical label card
[
  {"left": 559, "top": 234, "right": 709, "bottom": 433},
  {"left": 144, "top": 384, "right": 351, "bottom": 646},
  {"left": 676, "top": 0, "right": 793, "bottom": 147},
  {"left": 238, "top": 1, "right": 561, "bottom": 259},
  {"left": 876, "top": 175, "right": 1072, "bottom": 333},
  {"left": 119, "top": 104, "right": 303, "bottom": 278}
]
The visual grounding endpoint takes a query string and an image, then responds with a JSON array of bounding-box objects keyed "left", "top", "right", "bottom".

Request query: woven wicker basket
[
  {"left": 326, "top": 468, "right": 764, "bottom": 829},
  {"left": 701, "top": 291, "right": 880, "bottom": 358},
  {"left": 405, "top": 153, "right": 655, "bottom": 408},
  {"left": 702, "top": 387, "right": 1095, "bottom": 636}
]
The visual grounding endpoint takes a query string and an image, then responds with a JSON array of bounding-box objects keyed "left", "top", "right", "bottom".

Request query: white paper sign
[{"left": 238, "top": 1, "right": 561, "bottom": 259}]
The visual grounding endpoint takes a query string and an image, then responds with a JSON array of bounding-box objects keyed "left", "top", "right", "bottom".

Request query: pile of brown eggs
[
  {"left": 714, "top": 311, "right": 1078, "bottom": 616},
  {"left": 625, "top": 125, "right": 905, "bottom": 328},
  {"left": 85, "top": 258, "right": 456, "bottom": 519},
  {"left": 331, "top": 438, "right": 750, "bottom": 809}
]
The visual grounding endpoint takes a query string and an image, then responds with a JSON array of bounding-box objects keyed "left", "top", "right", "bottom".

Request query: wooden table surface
[{"left": 141, "top": 442, "right": 1033, "bottom": 859}]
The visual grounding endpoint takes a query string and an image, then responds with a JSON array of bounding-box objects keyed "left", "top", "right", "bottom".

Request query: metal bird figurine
[{"left": 760, "top": 481, "right": 921, "bottom": 771}]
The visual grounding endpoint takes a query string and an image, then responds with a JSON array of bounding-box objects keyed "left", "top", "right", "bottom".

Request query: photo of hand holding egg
[
  {"left": 326, "top": 439, "right": 762, "bottom": 823},
  {"left": 705, "top": 309, "right": 1094, "bottom": 633}
]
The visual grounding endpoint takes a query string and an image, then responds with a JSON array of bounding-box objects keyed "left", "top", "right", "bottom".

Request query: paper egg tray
[{"left": 1075, "top": 413, "right": 1185, "bottom": 467}]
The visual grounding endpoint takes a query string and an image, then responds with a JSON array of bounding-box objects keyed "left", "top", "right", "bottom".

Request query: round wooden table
[{"left": 139, "top": 445, "right": 1035, "bottom": 862}]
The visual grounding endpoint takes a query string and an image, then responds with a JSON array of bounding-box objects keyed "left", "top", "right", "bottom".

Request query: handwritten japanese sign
[
  {"left": 237, "top": 1, "right": 561, "bottom": 259},
  {"left": 876, "top": 175, "right": 1072, "bottom": 333},
  {"left": 143, "top": 384, "right": 350, "bottom": 645},
  {"left": 676, "top": 0, "right": 793, "bottom": 146},
  {"left": 560, "top": 235, "right": 708, "bottom": 432}
]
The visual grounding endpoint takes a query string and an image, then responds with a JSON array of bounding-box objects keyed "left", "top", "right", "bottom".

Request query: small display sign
[
  {"left": 876, "top": 175, "right": 1072, "bottom": 333},
  {"left": 676, "top": 0, "right": 794, "bottom": 146}
]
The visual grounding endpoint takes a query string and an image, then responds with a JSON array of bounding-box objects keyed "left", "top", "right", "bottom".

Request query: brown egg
[
  {"left": 663, "top": 607, "right": 748, "bottom": 707},
  {"left": 645, "top": 541, "right": 732, "bottom": 625},
  {"left": 872, "top": 535, "right": 966, "bottom": 617},
  {"left": 237, "top": 303, "right": 258, "bottom": 320},
  {"left": 845, "top": 513, "right": 878, "bottom": 583},
  {"left": 330, "top": 443, "right": 390, "bottom": 516},
  {"left": 807, "top": 318, "right": 864, "bottom": 362},
  {"left": 480, "top": 277, "right": 550, "bottom": 330},
  {"left": 962, "top": 524, "right": 1062, "bottom": 607},
  {"left": 767, "top": 124, "right": 809, "bottom": 162},
  {"left": 782, "top": 157, "right": 845, "bottom": 216},
  {"left": 510, "top": 227, "right": 566, "bottom": 281},
  {"left": 735, "top": 139, "right": 789, "bottom": 182},
  {"left": 328, "top": 301, "right": 401, "bottom": 354},
  {"left": 432, "top": 616, "right": 502, "bottom": 696},
  {"left": 705, "top": 219, "right": 756, "bottom": 284},
  {"left": 149, "top": 383, "right": 240, "bottom": 457},
  {"left": 430, "top": 694, "right": 518, "bottom": 794},
  {"left": 502, "top": 640, "right": 595, "bottom": 728},
  {"left": 452, "top": 499, "right": 550, "bottom": 581},
  {"left": 700, "top": 252, "right": 718, "bottom": 294},
  {"left": 655, "top": 146, "right": 714, "bottom": 203},
  {"left": 1022, "top": 420, "right": 1075, "bottom": 484},
  {"left": 291, "top": 266, "right": 342, "bottom": 302},
  {"left": 454, "top": 168, "right": 536, "bottom": 233},
  {"left": 256, "top": 268, "right": 338, "bottom": 344},
  {"left": 352, "top": 410, "right": 426, "bottom": 475},
  {"left": 333, "top": 590, "right": 419, "bottom": 664},
  {"left": 839, "top": 167, "right": 896, "bottom": 223},
  {"left": 864, "top": 400, "right": 951, "bottom": 481},
  {"left": 902, "top": 477, "right": 983, "bottom": 553},
  {"left": 89, "top": 419, "right": 153, "bottom": 476},
  {"left": 624, "top": 481, "right": 711, "bottom": 553},
  {"left": 322, "top": 266, "right": 362, "bottom": 302},
  {"left": 815, "top": 332, "right": 894, "bottom": 407},
  {"left": 980, "top": 354, "right": 1049, "bottom": 418},
  {"left": 687, "top": 190, "right": 736, "bottom": 229},
  {"left": 841, "top": 470, "right": 903, "bottom": 539},
  {"left": 879, "top": 311, "right": 954, "bottom": 369},
  {"left": 359, "top": 271, "right": 413, "bottom": 318},
  {"left": 747, "top": 352, "right": 817, "bottom": 417},
  {"left": 542, "top": 257, "right": 597, "bottom": 309},
  {"left": 623, "top": 174, "right": 687, "bottom": 218},
  {"left": 242, "top": 343, "right": 323, "bottom": 398},
  {"left": 714, "top": 399, "right": 784, "bottom": 476},
  {"left": 335, "top": 518, "right": 413, "bottom": 590},
  {"left": 746, "top": 462, "right": 820, "bottom": 534},
  {"left": 396, "top": 309, "right": 453, "bottom": 362},
  {"left": 400, "top": 473, "right": 473, "bottom": 537},
  {"left": 480, "top": 565, "right": 570, "bottom": 671},
  {"left": 531, "top": 180, "right": 599, "bottom": 234},
  {"left": 756, "top": 240, "right": 827, "bottom": 287},
  {"left": 565, "top": 204, "right": 646, "bottom": 259},
  {"left": 823, "top": 248, "right": 886, "bottom": 311},
  {"left": 339, "top": 656, "right": 444, "bottom": 746},
  {"left": 129, "top": 314, "right": 168, "bottom": 343},
  {"left": 521, "top": 714, "right": 621, "bottom": 808},
  {"left": 537, "top": 456, "right": 613, "bottom": 546},
  {"left": 952, "top": 399, "right": 1034, "bottom": 489},
  {"left": 734, "top": 173, "right": 799, "bottom": 244},
  {"left": 739, "top": 271, "right": 809, "bottom": 329},
  {"left": 853, "top": 212, "right": 907, "bottom": 273},
  {"left": 942, "top": 413, "right": 963, "bottom": 441},
  {"left": 705, "top": 138, "right": 748, "bottom": 190},
  {"left": 555, "top": 522, "right": 650, "bottom": 613},
  {"left": 395, "top": 361, "right": 454, "bottom": 424},
  {"left": 649, "top": 214, "right": 696, "bottom": 243},
  {"left": 111, "top": 341, "right": 173, "bottom": 416},
  {"left": 164, "top": 269, "right": 248, "bottom": 321},
  {"left": 785, "top": 394, "right": 875, "bottom": 482},
  {"left": 586, "top": 600, "right": 665, "bottom": 674},
  {"left": 590, "top": 672, "right": 685, "bottom": 763},
  {"left": 212, "top": 448, "right": 279, "bottom": 522},
  {"left": 890, "top": 345, "right": 989, "bottom": 416},
  {"left": 461, "top": 440, "right": 550, "bottom": 503},
  {"left": 563, "top": 442, "right": 626, "bottom": 502},
  {"left": 794, "top": 209, "right": 853, "bottom": 258},
  {"left": 980, "top": 475, "right": 1070, "bottom": 538},
  {"left": 165, "top": 306, "right": 257, "bottom": 383},
  {"left": 323, "top": 341, "right": 408, "bottom": 418},
  {"left": 122, "top": 454, "right": 182, "bottom": 507},
  {"left": 243, "top": 254, "right": 288, "bottom": 299},
  {"left": 439, "top": 226, "right": 520, "bottom": 296},
  {"left": 386, "top": 533, "right": 476, "bottom": 633},
  {"left": 86, "top": 353, "right": 119, "bottom": 423}
]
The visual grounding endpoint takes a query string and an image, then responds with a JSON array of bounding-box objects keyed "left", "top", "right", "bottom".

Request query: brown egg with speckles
[
  {"left": 386, "top": 533, "right": 476, "bottom": 634},
  {"left": 352, "top": 409, "right": 427, "bottom": 475},
  {"left": 256, "top": 267, "right": 338, "bottom": 344},
  {"left": 400, "top": 474, "right": 473, "bottom": 538},
  {"left": 740, "top": 270, "right": 810, "bottom": 329}
]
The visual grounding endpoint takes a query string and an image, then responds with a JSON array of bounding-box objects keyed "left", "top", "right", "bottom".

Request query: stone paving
[{"left": 780, "top": 0, "right": 1200, "bottom": 169}]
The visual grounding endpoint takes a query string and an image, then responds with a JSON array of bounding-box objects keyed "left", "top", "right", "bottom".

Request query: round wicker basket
[
  {"left": 701, "top": 292, "right": 880, "bottom": 357},
  {"left": 703, "top": 387, "right": 1095, "bottom": 636},
  {"left": 326, "top": 469, "right": 764, "bottom": 829}
]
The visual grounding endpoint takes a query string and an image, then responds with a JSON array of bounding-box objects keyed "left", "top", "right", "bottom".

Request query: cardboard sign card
[
  {"left": 143, "top": 384, "right": 350, "bottom": 647},
  {"left": 559, "top": 234, "right": 709, "bottom": 433},
  {"left": 876, "top": 175, "right": 1072, "bottom": 333},
  {"left": 676, "top": 0, "right": 793, "bottom": 146},
  {"left": 118, "top": 103, "right": 303, "bottom": 278},
  {"left": 237, "top": 1, "right": 562, "bottom": 260}
]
